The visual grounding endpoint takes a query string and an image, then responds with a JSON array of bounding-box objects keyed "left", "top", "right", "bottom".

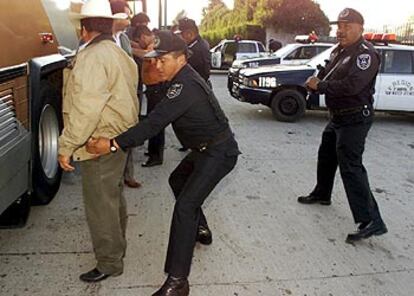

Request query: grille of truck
[{"left": 0, "top": 87, "right": 19, "bottom": 150}]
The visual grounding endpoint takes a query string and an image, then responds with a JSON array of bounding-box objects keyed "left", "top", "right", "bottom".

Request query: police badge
[
  {"left": 167, "top": 83, "right": 183, "bottom": 99},
  {"left": 357, "top": 54, "right": 371, "bottom": 70},
  {"left": 339, "top": 8, "right": 350, "bottom": 18}
]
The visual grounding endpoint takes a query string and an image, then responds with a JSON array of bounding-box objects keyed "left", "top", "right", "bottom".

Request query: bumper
[{"left": 233, "top": 83, "right": 272, "bottom": 105}]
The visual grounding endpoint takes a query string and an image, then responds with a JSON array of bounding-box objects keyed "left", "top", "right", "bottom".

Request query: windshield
[
  {"left": 272, "top": 44, "right": 299, "bottom": 57},
  {"left": 306, "top": 46, "right": 336, "bottom": 68}
]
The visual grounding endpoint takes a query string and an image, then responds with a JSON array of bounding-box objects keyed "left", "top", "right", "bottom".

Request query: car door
[
  {"left": 211, "top": 43, "right": 223, "bottom": 69},
  {"left": 375, "top": 49, "right": 414, "bottom": 111}
]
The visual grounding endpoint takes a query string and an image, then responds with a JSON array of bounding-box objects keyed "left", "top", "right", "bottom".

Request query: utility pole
[
  {"left": 158, "top": 0, "right": 163, "bottom": 29},
  {"left": 164, "top": 0, "right": 167, "bottom": 28},
  {"left": 141, "top": 0, "right": 147, "bottom": 13}
]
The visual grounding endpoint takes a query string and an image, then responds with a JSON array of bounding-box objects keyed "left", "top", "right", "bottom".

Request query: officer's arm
[
  {"left": 317, "top": 51, "right": 379, "bottom": 97},
  {"left": 115, "top": 82, "right": 195, "bottom": 149},
  {"left": 59, "top": 58, "right": 110, "bottom": 157}
]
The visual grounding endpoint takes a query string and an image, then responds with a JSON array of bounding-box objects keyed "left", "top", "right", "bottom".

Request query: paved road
[{"left": 1, "top": 74, "right": 414, "bottom": 296}]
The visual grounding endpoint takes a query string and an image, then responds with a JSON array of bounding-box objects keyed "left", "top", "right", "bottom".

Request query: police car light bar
[
  {"left": 295, "top": 34, "right": 318, "bottom": 44},
  {"left": 364, "top": 32, "right": 397, "bottom": 43}
]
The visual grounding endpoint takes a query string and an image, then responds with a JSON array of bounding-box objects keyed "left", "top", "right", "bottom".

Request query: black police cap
[
  {"left": 178, "top": 18, "right": 198, "bottom": 32},
  {"left": 145, "top": 30, "right": 188, "bottom": 58},
  {"left": 330, "top": 8, "right": 364, "bottom": 25}
]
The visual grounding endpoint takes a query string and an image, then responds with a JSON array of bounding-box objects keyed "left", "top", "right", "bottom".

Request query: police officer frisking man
[
  {"left": 300, "top": 8, "right": 387, "bottom": 243},
  {"left": 86, "top": 31, "right": 240, "bottom": 296}
]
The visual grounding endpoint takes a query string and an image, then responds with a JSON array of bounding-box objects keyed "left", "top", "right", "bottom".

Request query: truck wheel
[
  {"left": 271, "top": 89, "right": 306, "bottom": 122},
  {"left": 0, "top": 194, "right": 31, "bottom": 228},
  {"left": 31, "top": 82, "right": 63, "bottom": 205}
]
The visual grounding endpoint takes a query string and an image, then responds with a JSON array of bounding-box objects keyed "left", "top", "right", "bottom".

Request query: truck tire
[
  {"left": 0, "top": 193, "right": 31, "bottom": 228},
  {"left": 31, "top": 81, "right": 63, "bottom": 205},
  {"left": 271, "top": 89, "right": 306, "bottom": 122}
]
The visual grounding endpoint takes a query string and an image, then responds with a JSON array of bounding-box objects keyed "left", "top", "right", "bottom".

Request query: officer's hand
[
  {"left": 86, "top": 137, "right": 111, "bottom": 156},
  {"left": 58, "top": 154, "right": 75, "bottom": 172},
  {"left": 306, "top": 76, "right": 320, "bottom": 91}
]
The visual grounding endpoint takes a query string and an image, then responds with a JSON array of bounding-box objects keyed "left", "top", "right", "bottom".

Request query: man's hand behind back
[{"left": 86, "top": 137, "right": 111, "bottom": 156}]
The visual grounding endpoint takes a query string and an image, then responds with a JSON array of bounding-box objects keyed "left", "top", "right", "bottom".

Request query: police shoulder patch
[
  {"left": 167, "top": 83, "right": 183, "bottom": 99},
  {"left": 356, "top": 54, "right": 371, "bottom": 70}
]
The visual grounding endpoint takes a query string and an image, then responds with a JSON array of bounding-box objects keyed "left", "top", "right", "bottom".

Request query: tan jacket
[{"left": 59, "top": 38, "right": 139, "bottom": 161}]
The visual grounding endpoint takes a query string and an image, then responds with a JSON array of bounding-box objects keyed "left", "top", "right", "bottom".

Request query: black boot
[
  {"left": 196, "top": 225, "right": 212, "bottom": 245},
  {"left": 152, "top": 276, "right": 189, "bottom": 296},
  {"left": 346, "top": 220, "right": 388, "bottom": 243},
  {"left": 142, "top": 157, "right": 163, "bottom": 167},
  {"left": 297, "top": 194, "right": 331, "bottom": 205},
  {"left": 79, "top": 268, "right": 122, "bottom": 283}
]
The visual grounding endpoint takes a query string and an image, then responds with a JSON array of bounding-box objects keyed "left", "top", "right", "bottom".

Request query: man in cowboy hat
[
  {"left": 86, "top": 30, "right": 240, "bottom": 296},
  {"left": 300, "top": 8, "right": 387, "bottom": 243},
  {"left": 58, "top": 0, "right": 139, "bottom": 282}
]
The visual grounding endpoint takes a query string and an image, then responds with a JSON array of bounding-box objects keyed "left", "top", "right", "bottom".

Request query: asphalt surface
[{"left": 1, "top": 73, "right": 413, "bottom": 296}]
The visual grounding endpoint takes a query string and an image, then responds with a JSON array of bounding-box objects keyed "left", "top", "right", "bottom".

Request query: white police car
[
  {"left": 233, "top": 34, "right": 414, "bottom": 122},
  {"left": 210, "top": 39, "right": 266, "bottom": 69},
  {"left": 228, "top": 40, "right": 333, "bottom": 94}
]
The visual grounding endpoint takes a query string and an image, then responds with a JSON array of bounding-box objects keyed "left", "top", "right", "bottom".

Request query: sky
[{"left": 143, "top": 0, "right": 413, "bottom": 30}]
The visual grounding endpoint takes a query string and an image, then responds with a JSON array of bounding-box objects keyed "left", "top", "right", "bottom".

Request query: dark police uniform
[
  {"left": 187, "top": 35, "right": 211, "bottom": 82},
  {"left": 115, "top": 64, "right": 240, "bottom": 277},
  {"left": 309, "top": 37, "right": 384, "bottom": 225}
]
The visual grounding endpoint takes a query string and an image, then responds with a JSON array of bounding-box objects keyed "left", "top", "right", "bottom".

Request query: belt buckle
[{"left": 198, "top": 143, "right": 208, "bottom": 152}]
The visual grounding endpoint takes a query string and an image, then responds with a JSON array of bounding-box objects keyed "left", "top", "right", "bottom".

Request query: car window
[
  {"left": 258, "top": 43, "right": 266, "bottom": 52},
  {"left": 317, "top": 46, "right": 331, "bottom": 54},
  {"left": 285, "top": 46, "right": 317, "bottom": 60},
  {"left": 238, "top": 42, "right": 257, "bottom": 53},
  {"left": 383, "top": 50, "right": 413, "bottom": 74}
]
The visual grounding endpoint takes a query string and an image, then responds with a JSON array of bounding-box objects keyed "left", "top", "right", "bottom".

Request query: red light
[
  {"left": 363, "top": 32, "right": 375, "bottom": 40},
  {"left": 382, "top": 33, "right": 397, "bottom": 42},
  {"left": 39, "top": 33, "right": 54, "bottom": 44},
  {"left": 372, "top": 33, "right": 383, "bottom": 41}
]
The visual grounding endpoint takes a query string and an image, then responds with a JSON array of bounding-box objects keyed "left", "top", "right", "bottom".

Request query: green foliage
[
  {"left": 201, "top": 24, "right": 266, "bottom": 46},
  {"left": 200, "top": 0, "right": 330, "bottom": 43},
  {"left": 264, "top": 0, "right": 330, "bottom": 35}
]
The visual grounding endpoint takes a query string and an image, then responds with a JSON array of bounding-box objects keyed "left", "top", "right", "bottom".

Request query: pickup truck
[{"left": 210, "top": 39, "right": 266, "bottom": 69}]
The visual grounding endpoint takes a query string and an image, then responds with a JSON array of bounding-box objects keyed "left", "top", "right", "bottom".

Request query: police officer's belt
[
  {"left": 330, "top": 106, "right": 365, "bottom": 116},
  {"left": 192, "top": 129, "right": 233, "bottom": 152}
]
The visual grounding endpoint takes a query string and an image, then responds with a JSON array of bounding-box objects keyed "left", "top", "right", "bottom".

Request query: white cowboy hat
[{"left": 70, "top": 0, "right": 127, "bottom": 20}]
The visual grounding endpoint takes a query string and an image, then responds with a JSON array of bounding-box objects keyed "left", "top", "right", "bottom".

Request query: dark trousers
[
  {"left": 164, "top": 149, "right": 238, "bottom": 277},
  {"left": 146, "top": 84, "right": 165, "bottom": 160},
  {"left": 311, "top": 111, "right": 382, "bottom": 224}
]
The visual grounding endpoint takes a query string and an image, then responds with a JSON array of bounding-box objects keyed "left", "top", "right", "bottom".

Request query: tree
[{"left": 261, "top": 0, "right": 329, "bottom": 35}]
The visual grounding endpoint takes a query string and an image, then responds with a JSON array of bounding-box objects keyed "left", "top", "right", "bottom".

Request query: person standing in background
[{"left": 110, "top": 0, "right": 142, "bottom": 188}]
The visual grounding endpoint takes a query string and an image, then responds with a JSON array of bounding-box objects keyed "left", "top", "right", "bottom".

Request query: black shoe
[
  {"left": 142, "top": 158, "right": 163, "bottom": 167},
  {"left": 196, "top": 225, "right": 212, "bottom": 245},
  {"left": 297, "top": 194, "right": 331, "bottom": 205},
  {"left": 152, "top": 276, "right": 189, "bottom": 296},
  {"left": 178, "top": 147, "right": 188, "bottom": 152},
  {"left": 346, "top": 220, "right": 388, "bottom": 243},
  {"left": 79, "top": 268, "right": 121, "bottom": 283}
]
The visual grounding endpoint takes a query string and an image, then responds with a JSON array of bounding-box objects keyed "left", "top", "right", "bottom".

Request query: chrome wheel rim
[{"left": 38, "top": 104, "right": 59, "bottom": 179}]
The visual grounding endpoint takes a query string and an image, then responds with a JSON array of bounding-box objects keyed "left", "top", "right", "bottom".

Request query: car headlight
[
  {"left": 231, "top": 62, "right": 247, "bottom": 69},
  {"left": 242, "top": 77, "right": 258, "bottom": 87}
]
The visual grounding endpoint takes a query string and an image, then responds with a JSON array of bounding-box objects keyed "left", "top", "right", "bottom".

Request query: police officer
[
  {"left": 299, "top": 8, "right": 387, "bottom": 243},
  {"left": 86, "top": 30, "right": 240, "bottom": 296},
  {"left": 177, "top": 17, "right": 211, "bottom": 83}
]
